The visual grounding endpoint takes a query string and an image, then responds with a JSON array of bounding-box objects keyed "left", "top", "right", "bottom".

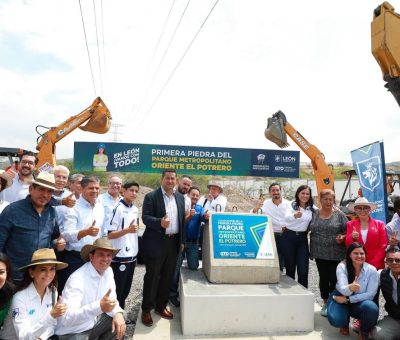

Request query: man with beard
[
  {"left": 176, "top": 175, "right": 192, "bottom": 214},
  {"left": 252, "top": 182, "right": 290, "bottom": 271},
  {"left": 0, "top": 172, "right": 65, "bottom": 283},
  {"left": 0, "top": 151, "right": 37, "bottom": 203}
]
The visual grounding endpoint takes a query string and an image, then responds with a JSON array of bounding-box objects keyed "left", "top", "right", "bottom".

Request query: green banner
[{"left": 74, "top": 142, "right": 300, "bottom": 177}]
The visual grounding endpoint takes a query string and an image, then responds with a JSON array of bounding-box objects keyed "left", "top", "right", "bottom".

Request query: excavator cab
[
  {"left": 264, "top": 111, "right": 289, "bottom": 148},
  {"left": 371, "top": 2, "right": 400, "bottom": 106},
  {"left": 79, "top": 97, "right": 111, "bottom": 133}
]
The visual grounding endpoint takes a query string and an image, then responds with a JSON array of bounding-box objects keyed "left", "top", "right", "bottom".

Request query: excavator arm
[
  {"left": 35, "top": 97, "right": 112, "bottom": 171},
  {"left": 371, "top": 2, "right": 400, "bottom": 106},
  {"left": 265, "top": 111, "right": 334, "bottom": 196}
]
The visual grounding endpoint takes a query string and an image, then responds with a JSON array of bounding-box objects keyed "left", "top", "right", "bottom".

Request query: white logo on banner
[{"left": 356, "top": 156, "right": 382, "bottom": 192}]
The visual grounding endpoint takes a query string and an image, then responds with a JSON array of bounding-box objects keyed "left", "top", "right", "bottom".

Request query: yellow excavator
[
  {"left": 35, "top": 97, "right": 112, "bottom": 171},
  {"left": 372, "top": 2, "right": 400, "bottom": 106},
  {"left": 264, "top": 111, "right": 334, "bottom": 197}
]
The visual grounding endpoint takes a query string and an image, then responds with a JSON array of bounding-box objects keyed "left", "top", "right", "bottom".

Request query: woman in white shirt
[
  {"left": 281, "top": 185, "right": 314, "bottom": 288},
  {"left": 327, "top": 242, "right": 379, "bottom": 339},
  {"left": 1, "top": 248, "right": 68, "bottom": 340}
]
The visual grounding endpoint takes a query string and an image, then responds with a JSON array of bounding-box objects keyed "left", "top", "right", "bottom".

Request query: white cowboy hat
[
  {"left": 32, "top": 172, "right": 57, "bottom": 191},
  {"left": 0, "top": 170, "right": 12, "bottom": 191},
  {"left": 19, "top": 248, "right": 68, "bottom": 271},
  {"left": 207, "top": 180, "right": 223, "bottom": 193},
  {"left": 348, "top": 197, "right": 377, "bottom": 212},
  {"left": 80, "top": 237, "right": 120, "bottom": 262}
]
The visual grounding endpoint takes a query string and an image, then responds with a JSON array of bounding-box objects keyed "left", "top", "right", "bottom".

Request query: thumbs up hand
[
  {"left": 127, "top": 220, "right": 138, "bottom": 233},
  {"left": 349, "top": 275, "right": 361, "bottom": 293},
  {"left": 161, "top": 215, "right": 170, "bottom": 229},
  {"left": 87, "top": 220, "right": 100, "bottom": 237},
  {"left": 50, "top": 296, "right": 67, "bottom": 318},
  {"left": 390, "top": 230, "right": 399, "bottom": 246},
  {"left": 62, "top": 192, "right": 76, "bottom": 208},
  {"left": 100, "top": 288, "right": 117, "bottom": 313},
  {"left": 351, "top": 226, "right": 359, "bottom": 240},
  {"left": 55, "top": 233, "right": 66, "bottom": 251}
]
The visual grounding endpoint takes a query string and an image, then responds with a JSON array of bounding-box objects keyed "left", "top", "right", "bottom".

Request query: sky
[{"left": 0, "top": 0, "right": 399, "bottom": 165}]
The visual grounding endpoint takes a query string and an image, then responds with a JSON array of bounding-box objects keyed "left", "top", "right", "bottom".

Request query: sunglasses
[
  {"left": 386, "top": 258, "right": 400, "bottom": 264},
  {"left": 354, "top": 206, "right": 371, "bottom": 211}
]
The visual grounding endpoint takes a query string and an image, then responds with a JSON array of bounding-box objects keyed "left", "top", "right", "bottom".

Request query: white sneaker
[{"left": 320, "top": 304, "right": 327, "bottom": 317}]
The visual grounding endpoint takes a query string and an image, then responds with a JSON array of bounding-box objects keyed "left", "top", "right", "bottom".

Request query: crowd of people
[{"left": 0, "top": 150, "right": 399, "bottom": 339}]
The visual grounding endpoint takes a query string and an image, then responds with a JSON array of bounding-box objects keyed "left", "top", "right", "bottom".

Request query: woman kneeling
[
  {"left": 327, "top": 242, "right": 379, "bottom": 339},
  {"left": 1, "top": 248, "right": 68, "bottom": 339}
]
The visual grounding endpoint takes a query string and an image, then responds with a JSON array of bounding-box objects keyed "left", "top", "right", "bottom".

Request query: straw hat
[
  {"left": 80, "top": 237, "right": 120, "bottom": 262},
  {"left": 207, "top": 180, "right": 223, "bottom": 193},
  {"left": 348, "top": 197, "right": 377, "bottom": 212},
  {"left": 0, "top": 170, "right": 12, "bottom": 191},
  {"left": 19, "top": 248, "right": 68, "bottom": 271},
  {"left": 32, "top": 172, "right": 57, "bottom": 191}
]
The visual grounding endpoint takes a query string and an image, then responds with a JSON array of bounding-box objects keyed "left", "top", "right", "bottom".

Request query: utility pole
[{"left": 109, "top": 123, "right": 124, "bottom": 142}]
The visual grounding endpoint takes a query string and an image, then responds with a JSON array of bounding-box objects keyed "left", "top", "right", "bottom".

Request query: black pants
[
  {"left": 57, "top": 313, "right": 114, "bottom": 340},
  {"left": 281, "top": 229, "right": 309, "bottom": 288},
  {"left": 315, "top": 258, "right": 340, "bottom": 300},
  {"left": 111, "top": 259, "right": 136, "bottom": 309},
  {"left": 57, "top": 250, "right": 85, "bottom": 294},
  {"left": 141, "top": 236, "right": 178, "bottom": 312}
]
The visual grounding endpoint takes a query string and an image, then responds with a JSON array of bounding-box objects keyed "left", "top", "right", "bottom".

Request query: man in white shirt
[
  {"left": 108, "top": 181, "right": 139, "bottom": 312},
  {"left": 62, "top": 176, "right": 105, "bottom": 283},
  {"left": 0, "top": 151, "right": 37, "bottom": 203},
  {"left": 198, "top": 181, "right": 227, "bottom": 213},
  {"left": 56, "top": 237, "right": 125, "bottom": 339},
  {"left": 99, "top": 175, "right": 122, "bottom": 228},
  {"left": 252, "top": 182, "right": 290, "bottom": 271},
  {"left": 176, "top": 175, "right": 192, "bottom": 213}
]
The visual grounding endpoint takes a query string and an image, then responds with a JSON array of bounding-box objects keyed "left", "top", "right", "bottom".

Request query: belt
[
  {"left": 113, "top": 256, "right": 137, "bottom": 263},
  {"left": 285, "top": 228, "right": 308, "bottom": 236},
  {"left": 164, "top": 233, "right": 178, "bottom": 238}
]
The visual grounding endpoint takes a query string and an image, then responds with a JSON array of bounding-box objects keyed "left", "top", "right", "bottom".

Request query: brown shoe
[
  {"left": 155, "top": 307, "right": 173, "bottom": 320},
  {"left": 141, "top": 311, "right": 153, "bottom": 327}
]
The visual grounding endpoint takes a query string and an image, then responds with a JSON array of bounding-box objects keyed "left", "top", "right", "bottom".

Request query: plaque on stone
[{"left": 202, "top": 212, "right": 280, "bottom": 284}]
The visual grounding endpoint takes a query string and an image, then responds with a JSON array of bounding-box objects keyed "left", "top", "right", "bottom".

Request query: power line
[
  {"left": 93, "top": 0, "right": 104, "bottom": 97},
  {"left": 132, "top": 0, "right": 192, "bottom": 121},
  {"left": 129, "top": 0, "right": 179, "bottom": 116},
  {"left": 136, "top": 0, "right": 221, "bottom": 130},
  {"left": 78, "top": 0, "right": 97, "bottom": 96},
  {"left": 101, "top": 0, "right": 106, "bottom": 97}
]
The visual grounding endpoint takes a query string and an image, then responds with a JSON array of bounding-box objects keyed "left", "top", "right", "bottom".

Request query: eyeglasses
[
  {"left": 354, "top": 206, "right": 371, "bottom": 211},
  {"left": 385, "top": 258, "right": 400, "bottom": 264},
  {"left": 21, "top": 160, "right": 35, "bottom": 165}
]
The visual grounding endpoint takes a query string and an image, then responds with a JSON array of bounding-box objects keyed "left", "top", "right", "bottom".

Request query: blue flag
[{"left": 351, "top": 141, "right": 388, "bottom": 222}]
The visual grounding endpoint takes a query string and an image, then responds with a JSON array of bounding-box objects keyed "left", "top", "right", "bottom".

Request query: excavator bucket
[
  {"left": 80, "top": 97, "right": 112, "bottom": 134},
  {"left": 371, "top": 2, "right": 400, "bottom": 107},
  {"left": 264, "top": 112, "right": 289, "bottom": 148}
]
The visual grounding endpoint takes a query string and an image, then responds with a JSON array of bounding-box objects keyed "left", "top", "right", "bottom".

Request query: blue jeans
[
  {"left": 281, "top": 229, "right": 309, "bottom": 288},
  {"left": 169, "top": 241, "right": 199, "bottom": 298},
  {"left": 328, "top": 292, "right": 379, "bottom": 334}
]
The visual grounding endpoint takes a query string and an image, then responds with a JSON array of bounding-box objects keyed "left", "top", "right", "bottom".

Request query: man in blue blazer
[{"left": 141, "top": 169, "right": 186, "bottom": 327}]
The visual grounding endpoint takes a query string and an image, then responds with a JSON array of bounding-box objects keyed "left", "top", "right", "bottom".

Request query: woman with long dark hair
[
  {"left": 282, "top": 184, "right": 314, "bottom": 288},
  {"left": 0, "top": 253, "right": 15, "bottom": 330},
  {"left": 327, "top": 242, "right": 379, "bottom": 339},
  {"left": 0, "top": 248, "right": 68, "bottom": 339}
]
